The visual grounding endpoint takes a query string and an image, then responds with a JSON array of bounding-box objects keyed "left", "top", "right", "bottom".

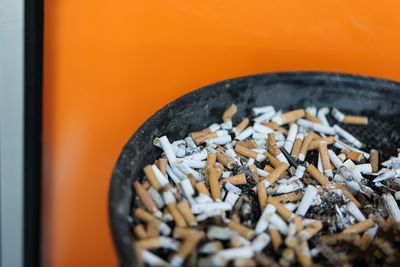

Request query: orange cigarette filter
[
  {"left": 293, "top": 216, "right": 304, "bottom": 232},
  {"left": 215, "top": 162, "right": 225, "bottom": 178},
  {"left": 267, "top": 162, "right": 290, "bottom": 184},
  {"left": 136, "top": 237, "right": 163, "bottom": 250},
  {"left": 267, "top": 196, "right": 294, "bottom": 221},
  {"left": 305, "top": 112, "right": 321, "bottom": 124},
  {"left": 133, "top": 181, "right": 160, "bottom": 215},
  {"left": 235, "top": 117, "right": 250, "bottom": 134},
  {"left": 208, "top": 167, "right": 222, "bottom": 200},
  {"left": 291, "top": 137, "right": 303, "bottom": 159},
  {"left": 222, "top": 173, "right": 247, "bottom": 185},
  {"left": 308, "top": 136, "right": 335, "bottom": 150},
  {"left": 335, "top": 182, "right": 362, "bottom": 208},
  {"left": 206, "top": 153, "right": 216, "bottom": 169},
  {"left": 264, "top": 151, "right": 281, "bottom": 168},
  {"left": 343, "top": 115, "right": 368, "bottom": 125},
  {"left": 383, "top": 216, "right": 394, "bottom": 231},
  {"left": 190, "top": 127, "right": 213, "bottom": 140},
  {"left": 235, "top": 144, "right": 258, "bottom": 159},
  {"left": 158, "top": 158, "right": 168, "bottom": 176},
  {"left": 319, "top": 141, "right": 333, "bottom": 176},
  {"left": 134, "top": 224, "right": 148, "bottom": 239},
  {"left": 343, "top": 150, "right": 363, "bottom": 162},
  {"left": 216, "top": 151, "right": 235, "bottom": 169},
  {"left": 262, "top": 121, "right": 288, "bottom": 135},
  {"left": 306, "top": 164, "right": 329, "bottom": 186},
  {"left": 195, "top": 181, "right": 210, "bottom": 197},
  {"left": 267, "top": 133, "right": 282, "bottom": 158},
  {"left": 227, "top": 220, "right": 255, "bottom": 239},
  {"left": 177, "top": 200, "right": 197, "bottom": 227},
  {"left": 269, "top": 228, "right": 283, "bottom": 253},
  {"left": 143, "top": 165, "right": 162, "bottom": 191},
  {"left": 194, "top": 131, "right": 218, "bottom": 145},
  {"left": 319, "top": 233, "right": 360, "bottom": 245},
  {"left": 273, "top": 192, "right": 303, "bottom": 203},
  {"left": 173, "top": 227, "right": 204, "bottom": 239},
  {"left": 257, "top": 181, "right": 267, "bottom": 211},
  {"left": 175, "top": 232, "right": 204, "bottom": 261},
  {"left": 280, "top": 109, "right": 306, "bottom": 124},
  {"left": 222, "top": 104, "right": 238, "bottom": 123},
  {"left": 299, "top": 220, "right": 323, "bottom": 240},
  {"left": 343, "top": 218, "right": 375, "bottom": 234},
  {"left": 134, "top": 208, "right": 161, "bottom": 224},
  {"left": 298, "top": 132, "right": 315, "bottom": 161},
  {"left": 146, "top": 220, "right": 160, "bottom": 238},
  {"left": 249, "top": 164, "right": 261, "bottom": 183},
  {"left": 370, "top": 149, "right": 379, "bottom": 173},
  {"left": 296, "top": 241, "right": 312, "bottom": 267},
  {"left": 264, "top": 164, "right": 275, "bottom": 173},
  {"left": 167, "top": 202, "right": 188, "bottom": 228},
  {"left": 236, "top": 139, "right": 257, "bottom": 149}
]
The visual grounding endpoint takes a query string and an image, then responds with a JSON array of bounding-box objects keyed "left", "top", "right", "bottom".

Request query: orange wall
[{"left": 43, "top": 1, "right": 400, "bottom": 266}]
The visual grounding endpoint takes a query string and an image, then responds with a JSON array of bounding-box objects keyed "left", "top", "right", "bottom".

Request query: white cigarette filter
[
  {"left": 252, "top": 105, "right": 275, "bottom": 116},
  {"left": 383, "top": 193, "right": 400, "bottom": 224},
  {"left": 284, "top": 124, "right": 298, "bottom": 153},
  {"left": 207, "top": 226, "right": 236, "bottom": 240},
  {"left": 328, "top": 149, "right": 344, "bottom": 169},
  {"left": 254, "top": 109, "right": 276, "bottom": 123},
  {"left": 317, "top": 107, "right": 331, "bottom": 127},
  {"left": 295, "top": 165, "right": 306, "bottom": 179},
  {"left": 151, "top": 164, "right": 170, "bottom": 187},
  {"left": 235, "top": 126, "right": 253, "bottom": 141},
  {"left": 199, "top": 241, "right": 224, "bottom": 254},
  {"left": 331, "top": 107, "right": 345, "bottom": 122},
  {"left": 216, "top": 247, "right": 254, "bottom": 261},
  {"left": 252, "top": 233, "right": 271, "bottom": 252},
  {"left": 296, "top": 185, "right": 318, "bottom": 216},
  {"left": 159, "top": 136, "right": 177, "bottom": 163},
  {"left": 333, "top": 125, "right": 363, "bottom": 148},
  {"left": 346, "top": 201, "right": 366, "bottom": 222},
  {"left": 355, "top": 163, "right": 372, "bottom": 174},
  {"left": 297, "top": 119, "right": 335, "bottom": 135},
  {"left": 253, "top": 123, "right": 274, "bottom": 134},
  {"left": 255, "top": 204, "right": 277, "bottom": 234}
]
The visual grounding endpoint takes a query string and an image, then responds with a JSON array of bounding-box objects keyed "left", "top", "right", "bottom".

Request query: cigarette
[
  {"left": 269, "top": 227, "right": 283, "bottom": 253},
  {"left": 136, "top": 236, "right": 180, "bottom": 250},
  {"left": 143, "top": 165, "right": 162, "bottom": 190},
  {"left": 233, "top": 258, "right": 256, "bottom": 267},
  {"left": 184, "top": 148, "right": 208, "bottom": 161},
  {"left": 284, "top": 124, "right": 298, "bottom": 153},
  {"left": 343, "top": 218, "right": 375, "bottom": 234},
  {"left": 293, "top": 216, "right": 304, "bottom": 232},
  {"left": 319, "top": 141, "right": 333, "bottom": 178},
  {"left": 163, "top": 190, "right": 188, "bottom": 228},
  {"left": 307, "top": 136, "right": 334, "bottom": 150},
  {"left": 383, "top": 216, "right": 394, "bottom": 231},
  {"left": 255, "top": 204, "right": 276, "bottom": 234},
  {"left": 355, "top": 163, "right": 372, "bottom": 174},
  {"left": 235, "top": 126, "right": 254, "bottom": 141},
  {"left": 264, "top": 164, "right": 275, "bottom": 173},
  {"left": 151, "top": 164, "right": 170, "bottom": 187},
  {"left": 183, "top": 159, "right": 207, "bottom": 169},
  {"left": 216, "top": 150, "right": 235, "bottom": 169},
  {"left": 383, "top": 193, "right": 400, "bottom": 224},
  {"left": 296, "top": 240, "right": 312, "bottom": 267},
  {"left": 227, "top": 220, "right": 255, "bottom": 239},
  {"left": 343, "top": 150, "right": 363, "bottom": 162},
  {"left": 216, "top": 247, "right": 254, "bottom": 261},
  {"left": 257, "top": 181, "right": 268, "bottom": 211},
  {"left": 190, "top": 124, "right": 218, "bottom": 140},
  {"left": 133, "top": 181, "right": 161, "bottom": 217},
  {"left": 252, "top": 105, "right": 275, "bottom": 115},
  {"left": 253, "top": 123, "right": 274, "bottom": 134},
  {"left": 224, "top": 191, "right": 240, "bottom": 206},
  {"left": 206, "top": 153, "right": 216, "bottom": 169},
  {"left": 319, "top": 233, "right": 360, "bottom": 245},
  {"left": 236, "top": 139, "right": 258, "bottom": 149},
  {"left": 268, "top": 133, "right": 288, "bottom": 163},
  {"left": 170, "top": 232, "right": 204, "bottom": 267},
  {"left": 360, "top": 224, "right": 378, "bottom": 250},
  {"left": 264, "top": 151, "right": 281, "bottom": 168},
  {"left": 254, "top": 108, "right": 276, "bottom": 123},
  {"left": 208, "top": 167, "right": 222, "bottom": 200},
  {"left": 195, "top": 181, "right": 210, "bottom": 197},
  {"left": 327, "top": 149, "right": 344, "bottom": 169},
  {"left": 252, "top": 233, "right": 271, "bottom": 252},
  {"left": 215, "top": 162, "right": 225, "bottom": 178},
  {"left": 175, "top": 161, "right": 201, "bottom": 181},
  {"left": 335, "top": 182, "right": 362, "bottom": 208},
  {"left": 334, "top": 138, "right": 370, "bottom": 159},
  {"left": 222, "top": 104, "right": 238, "bottom": 123},
  {"left": 233, "top": 117, "right": 250, "bottom": 135},
  {"left": 306, "top": 164, "right": 329, "bottom": 186},
  {"left": 297, "top": 119, "right": 335, "bottom": 135},
  {"left": 345, "top": 201, "right": 366, "bottom": 222},
  {"left": 159, "top": 136, "right": 177, "bottom": 163},
  {"left": 295, "top": 165, "right": 306, "bottom": 179},
  {"left": 146, "top": 220, "right": 161, "bottom": 238},
  {"left": 272, "top": 109, "right": 305, "bottom": 125},
  {"left": 317, "top": 107, "right": 330, "bottom": 127},
  {"left": 305, "top": 111, "right": 321, "bottom": 124},
  {"left": 199, "top": 241, "right": 224, "bottom": 254},
  {"left": 235, "top": 144, "right": 265, "bottom": 162},
  {"left": 267, "top": 197, "right": 295, "bottom": 221},
  {"left": 290, "top": 133, "right": 304, "bottom": 159},
  {"left": 249, "top": 164, "right": 261, "bottom": 183},
  {"left": 273, "top": 192, "right": 303, "bottom": 203},
  {"left": 177, "top": 199, "right": 197, "bottom": 227},
  {"left": 134, "top": 224, "right": 148, "bottom": 239},
  {"left": 298, "top": 132, "right": 315, "bottom": 162},
  {"left": 207, "top": 226, "right": 235, "bottom": 240},
  {"left": 298, "top": 220, "right": 323, "bottom": 241},
  {"left": 296, "top": 185, "right": 318, "bottom": 216},
  {"left": 230, "top": 235, "right": 251, "bottom": 247},
  {"left": 343, "top": 115, "right": 368, "bottom": 125},
  {"left": 266, "top": 162, "right": 289, "bottom": 184},
  {"left": 142, "top": 249, "right": 169, "bottom": 267},
  {"left": 333, "top": 125, "right": 363, "bottom": 148},
  {"left": 370, "top": 149, "right": 379, "bottom": 173}
]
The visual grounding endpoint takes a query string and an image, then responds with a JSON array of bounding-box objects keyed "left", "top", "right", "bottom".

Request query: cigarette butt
[
  {"left": 236, "top": 139, "right": 258, "bottom": 149},
  {"left": 223, "top": 104, "right": 238, "bottom": 123},
  {"left": 267, "top": 197, "right": 294, "bottom": 221},
  {"left": 279, "top": 109, "right": 306, "bottom": 124},
  {"left": 308, "top": 136, "right": 335, "bottom": 150},
  {"left": 370, "top": 149, "right": 379, "bottom": 173},
  {"left": 320, "top": 233, "right": 360, "bottom": 245},
  {"left": 134, "top": 208, "right": 160, "bottom": 224},
  {"left": 255, "top": 253, "right": 277, "bottom": 267},
  {"left": 231, "top": 212, "right": 241, "bottom": 223},
  {"left": 222, "top": 173, "right": 247, "bottom": 185},
  {"left": 216, "top": 151, "right": 235, "bottom": 169},
  {"left": 291, "top": 137, "right": 303, "bottom": 159},
  {"left": 343, "top": 150, "right": 363, "bottom": 162},
  {"left": 264, "top": 151, "right": 281, "bottom": 168},
  {"left": 319, "top": 141, "right": 333, "bottom": 177},
  {"left": 146, "top": 220, "right": 160, "bottom": 238},
  {"left": 274, "top": 192, "right": 303, "bottom": 203},
  {"left": 173, "top": 228, "right": 204, "bottom": 239},
  {"left": 264, "top": 165, "right": 275, "bottom": 173},
  {"left": 269, "top": 228, "right": 282, "bottom": 253},
  {"left": 208, "top": 167, "right": 222, "bottom": 200},
  {"left": 306, "top": 164, "right": 329, "bottom": 186},
  {"left": 343, "top": 218, "right": 375, "bottom": 234},
  {"left": 136, "top": 237, "right": 162, "bottom": 250},
  {"left": 134, "top": 224, "right": 148, "bottom": 239},
  {"left": 233, "top": 258, "right": 256, "bottom": 267},
  {"left": 235, "top": 144, "right": 259, "bottom": 160},
  {"left": 257, "top": 181, "right": 268, "bottom": 211},
  {"left": 195, "top": 181, "right": 210, "bottom": 197},
  {"left": 298, "top": 132, "right": 315, "bottom": 161},
  {"left": 215, "top": 162, "right": 225, "bottom": 178},
  {"left": 235, "top": 118, "right": 250, "bottom": 134},
  {"left": 133, "top": 181, "right": 160, "bottom": 215},
  {"left": 227, "top": 220, "right": 255, "bottom": 239},
  {"left": 293, "top": 216, "right": 304, "bottom": 232},
  {"left": 187, "top": 174, "right": 197, "bottom": 187},
  {"left": 173, "top": 232, "right": 204, "bottom": 264},
  {"left": 143, "top": 165, "right": 162, "bottom": 191},
  {"left": 167, "top": 202, "right": 188, "bottom": 228},
  {"left": 343, "top": 115, "right": 368, "bottom": 125},
  {"left": 177, "top": 200, "right": 197, "bottom": 227},
  {"left": 298, "top": 220, "right": 323, "bottom": 241},
  {"left": 383, "top": 216, "right": 394, "bottom": 231},
  {"left": 158, "top": 158, "right": 168, "bottom": 176},
  {"left": 262, "top": 121, "right": 288, "bottom": 135},
  {"left": 305, "top": 112, "right": 321, "bottom": 124},
  {"left": 267, "top": 162, "right": 289, "bottom": 184},
  {"left": 335, "top": 182, "right": 362, "bottom": 208},
  {"left": 267, "top": 133, "right": 283, "bottom": 158},
  {"left": 191, "top": 127, "right": 212, "bottom": 140},
  {"left": 194, "top": 132, "right": 218, "bottom": 145},
  {"left": 296, "top": 241, "right": 312, "bottom": 267},
  {"left": 142, "top": 181, "right": 151, "bottom": 189},
  {"left": 249, "top": 164, "right": 261, "bottom": 183},
  {"left": 206, "top": 153, "right": 217, "bottom": 169}
]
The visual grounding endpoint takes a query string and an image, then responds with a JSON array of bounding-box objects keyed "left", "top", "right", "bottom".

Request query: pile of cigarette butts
[{"left": 131, "top": 104, "right": 400, "bottom": 267}]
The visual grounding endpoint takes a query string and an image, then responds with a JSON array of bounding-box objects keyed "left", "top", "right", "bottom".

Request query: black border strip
[{"left": 24, "top": 0, "right": 43, "bottom": 266}]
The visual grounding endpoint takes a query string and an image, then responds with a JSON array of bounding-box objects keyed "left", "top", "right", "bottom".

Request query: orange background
[{"left": 43, "top": 1, "right": 400, "bottom": 266}]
